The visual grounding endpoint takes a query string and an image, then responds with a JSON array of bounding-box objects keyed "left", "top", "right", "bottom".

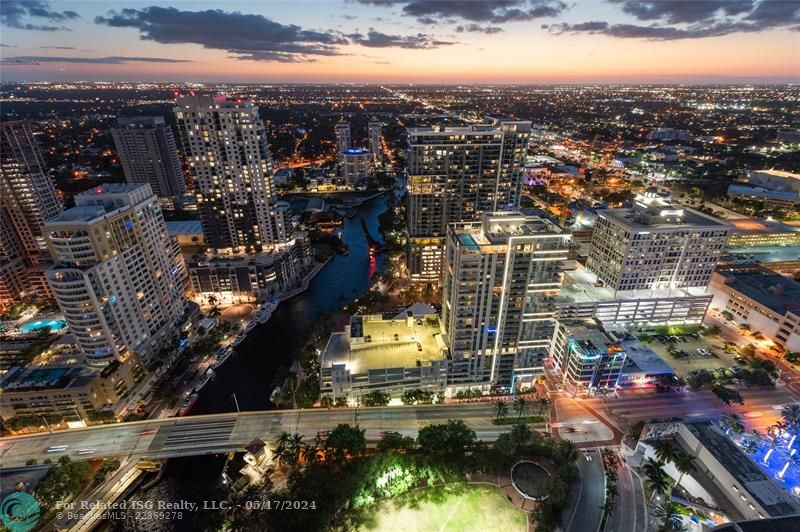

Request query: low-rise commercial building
[
  {"left": 549, "top": 319, "right": 626, "bottom": 394},
  {"left": 708, "top": 265, "right": 800, "bottom": 352},
  {"left": 727, "top": 170, "right": 800, "bottom": 208}
]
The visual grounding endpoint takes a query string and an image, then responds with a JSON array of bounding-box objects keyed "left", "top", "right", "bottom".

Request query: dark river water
[{"left": 112, "top": 193, "right": 390, "bottom": 531}]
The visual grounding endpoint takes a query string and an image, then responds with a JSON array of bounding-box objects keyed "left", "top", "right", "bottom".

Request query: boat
[
  {"left": 194, "top": 368, "right": 215, "bottom": 392},
  {"left": 178, "top": 393, "right": 199, "bottom": 416},
  {"left": 211, "top": 348, "right": 232, "bottom": 369},
  {"left": 231, "top": 331, "right": 247, "bottom": 346},
  {"left": 245, "top": 320, "right": 257, "bottom": 332}
]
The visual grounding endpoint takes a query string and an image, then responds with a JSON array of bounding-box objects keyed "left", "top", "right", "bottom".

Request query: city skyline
[{"left": 1, "top": 0, "right": 798, "bottom": 84}]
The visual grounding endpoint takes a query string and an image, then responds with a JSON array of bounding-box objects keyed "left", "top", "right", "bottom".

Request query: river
[{"left": 111, "top": 193, "right": 391, "bottom": 531}]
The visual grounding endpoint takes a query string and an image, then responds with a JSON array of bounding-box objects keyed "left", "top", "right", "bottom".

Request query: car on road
[{"left": 416, "top": 342, "right": 422, "bottom": 351}]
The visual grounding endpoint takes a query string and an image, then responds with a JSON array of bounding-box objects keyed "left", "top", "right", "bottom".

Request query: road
[
  {"left": 0, "top": 403, "right": 526, "bottom": 469},
  {"left": 564, "top": 449, "right": 604, "bottom": 532},
  {"left": 586, "top": 386, "right": 799, "bottom": 436},
  {"left": 607, "top": 454, "right": 648, "bottom": 532}
]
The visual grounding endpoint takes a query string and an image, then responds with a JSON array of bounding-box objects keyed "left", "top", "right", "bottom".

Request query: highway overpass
[{"left": 0, "top": 403, "right": 522, "bottom": 468}]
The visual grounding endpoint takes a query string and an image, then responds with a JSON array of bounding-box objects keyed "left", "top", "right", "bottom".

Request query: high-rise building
[
  {"left": 1, "top": 120, "right": 63, "bottom": 264},
  {"left": 587, "top": 188, "right": 731, "bottom": 295},
  {"left": 44, "top": 184, "right": 186, "bottom": 367},
  {"left": 110, "top": 117, "right": 187, "bottom": 208},
  {"left": 368, "top": 120, "right": 382, "bottom": 162},
  {"left": 341, "top": 148, "right": 371, "bottom": 185},
  {"left": 173, "top": 95, "right": 288, "bottom": 252},
  {"left": 442, "top": 212, "right": 569, "bottom": 387},
  {"left": 335, "top": 121, "right": 351, "bottom": 154},
  {"left": 1, "top": 120, "right": 63, "bottom": 312},
  {"left": 407, "top": 118, "right": 532, "bottom": 282}
]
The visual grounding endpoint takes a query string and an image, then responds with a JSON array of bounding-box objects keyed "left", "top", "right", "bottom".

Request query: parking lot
[{"left": 645, "top": 333, "right": 741, "bottom": 377}]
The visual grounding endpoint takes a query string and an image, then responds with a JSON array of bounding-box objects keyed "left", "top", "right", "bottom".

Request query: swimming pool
[{"left": 19, "top": 319, "right": 67, "bottom": 334}]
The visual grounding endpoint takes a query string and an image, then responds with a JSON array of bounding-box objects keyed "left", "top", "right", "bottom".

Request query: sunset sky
[{"left": 2, "top": 1, "right": 799, "bottom": 83}]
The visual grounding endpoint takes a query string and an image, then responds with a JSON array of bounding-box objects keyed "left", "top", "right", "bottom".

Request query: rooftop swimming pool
[{"left": 19, "top": 319, "right": 67, "bottom": 334}]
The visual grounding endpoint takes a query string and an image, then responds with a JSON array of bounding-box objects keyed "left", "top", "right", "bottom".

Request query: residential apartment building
[
  {"left": 341, "top": 148, "right": 371, "bottom": 185},
  {"left": 110, "top": 117, "right": 187, "bottom": 209},
  {"left": 407, "top": 118, "right": 532, "bottom": 282},
  {"left": 335, "top": 121, "right": 351, "bottom": 154},
  {"left": 588, "top": 188, "right": 731, "bottom": 295},
  {"left": 442, "top": 212, "right": 569, "bottom": 388},
  {"left": 44, "top": 184, "right": 187, "bottom": 367},
  {"left": 173, "top": 95, "right": 289, "bottom": 252},
  {"left": 368, "top": 120, "right": 382, "bottom": 162},
  {"left": 0, "top": 120, "right": 63, "bottom": 311}
]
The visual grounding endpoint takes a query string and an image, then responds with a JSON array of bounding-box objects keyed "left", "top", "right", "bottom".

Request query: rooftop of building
[
  {"left": 174, "top": 94, "right": 254, "bottom": 110},
  {"left": 599, "top": 189, "right": 730, "bottom": 231},
  {"left": 564, "top": 324, "right": 616, "bottom": 358},
  {"left": 684, "top": 421, "right": 800, "bottom": 517},
  {"left": 342, "top": 148, "right": 369, "bottom": 155},
  {"left": 555, "top": 267, "right": 709, "bottom": 304},
  {"left": 165, "top": 220, "right": 204, "bottom": 236},
  {"left": 728, "top": 183, "right": 799, "bottom": 200},
  {"left": 0, "top": 365, "right": 88, "bottom": 392},
  {"left": 616, "top": 335, "right": 674, "bottom": 376},
  {"left": 751, "top": 169, "right": 800, "bottom": 179},
  {"left": 452, "top": 212, "right": 564, "bottom": 252},
  {"left": 715, "top": 265, "right": 800, "bottom": 316},
  {"left": 407, "top": 118, "right": 532, "bottom": 137},
  {"left": 722, "top": 246, "right": 800, "bottom": 264},
  {"left": 728, "top": 218, "right": 800, "bottom": 236},
  {"left": 320, "top": 307, "right": 446, "bottom": 374}
]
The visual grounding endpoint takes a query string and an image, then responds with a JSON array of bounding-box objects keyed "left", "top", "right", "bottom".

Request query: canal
[{"left": 112, "top": 193, "right": 391, "bottom": 531}]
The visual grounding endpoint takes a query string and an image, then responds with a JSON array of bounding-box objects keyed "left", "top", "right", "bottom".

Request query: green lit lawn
[{"left": 359, "top": 483, "right": 527, "bottom": 532}]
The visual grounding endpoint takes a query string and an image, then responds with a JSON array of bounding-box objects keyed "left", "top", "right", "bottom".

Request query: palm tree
[
  {"left": 288, "top": 433, "right": 305, "bottom": 466},
  {"left": 536, "top": 397, "right": 552, "bottom": 417},
  {"left": 740, "top": 436, "right": 759, "bottom": 455},
  {"left": 557, "top": 440, "right": 578, "bottom": 463},
  {"left": 672, "top": 452, "right": 694, "bottom": 490},
  {"left": 772, "top": 420, "right": 788, "bottom": 437},
  {"left": 781, "top": 404, "right": 800, "bottom": 433},
  {"left": 510, "top": 423, "right": 532, "bottom": 452},
  {"left": 643, "top": 458, "right": 669, "bottom": 500},
  {"left": 654, "top": 501, "right": 685, "bottom": 531},
  {"left": 720, "top": 413, "right": 745, "bottom": 435},
  {"left": 493, "top": 400, "right": 508, "bottom": 422},
  {"left": 274, "top": 431, "right": 291, "bottom": 465},
  {"left": 653, "top": 439, "right": 678, "bottom": 464},
  {"left": 513, "top": 397, "right": 528, "bottom": 419},
  {"left": 763, "top": 427, "right": 782, "bottom": 465},
  {"left": 778, "top": 450, "right": 800, "bottom": 479}
]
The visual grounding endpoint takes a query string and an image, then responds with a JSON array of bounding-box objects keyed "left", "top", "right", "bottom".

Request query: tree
[
  {"left": 513, "top": 397, "right": 528, "bottom": 419},
  {"left": 556, "top": 440, "right": 578, "bottom": 464},
  {"left": 417, "top": 420, "right": 477, "bottom": 471},
  {"left": 536, "top": 397, "right": 552, "bottom": 417},
  {"left": 643, "top": 458, "right": 669, "bottom": 501},
  {"left": 654, "top": 501, "right": 685, "bottom": 532},
  {"left": 721, "top": 310, "right": 734, "bottom": 321},
  {"left": 493, "top": 400, "right": 508, "bottom": 422},
  {"left": 781, "top": 404, "right": 800, "bottom": 433},
  {"left": 274, "top": 431, "right": 292, "bottom": 466},
  {"left": 720, "top": 413, "right": 745, "bottom": 435},
  {"left": 739, "top": 344, "right": 756, "bottom": 358},
  {"left": 320, "top": 395, "right": 333, "bottom": 409},
  {"left": 653, "top": 440, "right": 678, "bottom": 464},
  {"left": 376, "top": 432, "right": 415, "bottom": 452},
  {"left": 362, "top": 390, "right": 390, "bottom": 407},
  {"left": 672, "top": 452, "right": 694, "bottom": 490},
  {"left": 323, "top": 424, "right": 366, "bottom": 462},
  {"left": 711, "top": 384, "right": 744, "bottom": 406},
  {"left": 509, "top": 423, "right": 533, "bottom": 452}
]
